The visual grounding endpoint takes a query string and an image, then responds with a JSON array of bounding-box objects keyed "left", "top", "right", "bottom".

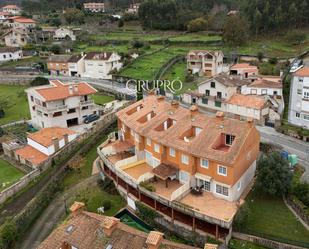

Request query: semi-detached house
[{"left": 97, "top": 94, "right": 260, "bottom": 241}]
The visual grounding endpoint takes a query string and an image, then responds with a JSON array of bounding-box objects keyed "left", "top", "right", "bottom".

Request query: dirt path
[{"left": 17, "top": 175, "right": 99, "bottom": 249}]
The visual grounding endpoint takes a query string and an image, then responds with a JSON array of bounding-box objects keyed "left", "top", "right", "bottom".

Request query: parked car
[
  {"left": 84, "top": 114, "right": 100, "bottom": 124},
  {"left": 290, "top": 59, "right": 303, "bottom": 72}
]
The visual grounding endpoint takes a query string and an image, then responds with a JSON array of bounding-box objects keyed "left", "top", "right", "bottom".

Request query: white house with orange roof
[
  {"left": 26, "top": 80, "right": 98, "bottom": 129},
  {"left": 229, "top": 63, "right": 258, "bottom": 79},
  {"left": 5, "top": 16, "right": 36, "bottom": 30},
  {"left": 1, "top": 4, "right": 21, "bottom": 15},
  {"left": 0, "top": 11, "right": 10, "bottom": 23},
  {"left": 186, "top": 50, "right": 224, "bottom": 76},
  {"left": 288, "top": 67, "right": 309, "bottom": 129},
  {"left": 15, "top": 127, "right": 77, "bottom": 168}
]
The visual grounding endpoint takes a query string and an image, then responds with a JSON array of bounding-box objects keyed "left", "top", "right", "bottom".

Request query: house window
[
  {"left": 211, "top": 82, "right": 216, "bottom": 88},
  {"left": 68, "top": 108, "right": 76, "bottom": 113},
  {"left": 304, "top": 114, "right": 309, "bottom": 120},
  {"left": 82, "top": 106, "right": 89, "bottom": 110},
  {"left": 169, "top": 148, "right": 175, "bottom": 157},
  {"left": 202, "top": 98, "right": 208, "bottom": 105},
  {"left": 205, "top": 90, "right": 210, "bottom": 96},
  {"left": 181, "top": 154, "right": 189, "bottom": 165},
  {"left": 304, "top": 91, "right": 309, "bottom": 99},
  {"left": 198, "top": 179, "right": 211, "bottom": 191},
  {"left": 30, "top": 96, "right": 34, "bottom": 102},
  {"left": 237, "top": 181, "right": 241, "bottom": 191},
  {"left": 53, "top": 111, "right": 62, "bottom": 117},
  {"left": 216, "top": 184, "right": 229, "bottom": 196},
  {"left": 179, "top": 171, "right": 189, "bottom": 183},
  {"left": 251, "top": 89, "right": 257, "bottom": 95},
  {"left": 154, "top": 143, "right": 160, "bottom": 153},
  {"left": 218, "top": 165, "right": 227, "bottom": 176},
  {"left": 146, "top": 138, "right": 151, "bottom": 146},
  {"left": 225, "top": 134, "right": 235, "bottom": 145},
  {"left": 299, "top": 77, "right": 304, "bottom": 83},
  {"left": 297, "top": 89, "right": 302, "bottom": 95},
  {"left": 261, "top": 89, "right": 267, "bottom": 95},
  {"left": 296, "top": 112, "right": 300, "bottom": 118},
  {"left": 200, "top": 159, "right": 209, "bottom": 168},
  {"left": 215, "top": 101, "right": 221, "bottom": 108}
]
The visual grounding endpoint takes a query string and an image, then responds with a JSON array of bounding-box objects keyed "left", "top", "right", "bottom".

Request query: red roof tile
[
  {"left": 227, "top": 93, "right": 266, "bottom": 109},
  {"left": 294, "top": 67, "right": 309, "bottom": 77},
  {"left": 15, "top": 145, "right": 48, "bottom": 165}
]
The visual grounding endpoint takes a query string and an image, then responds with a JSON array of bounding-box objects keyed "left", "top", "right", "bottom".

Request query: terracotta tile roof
[
  {"left": 117, "top": 95, "right": 260, "bottom": 165},
  {"left": 249, "top": 78, "right": 282, "bottom": 89},
  {"left": 294, "top": 67, "right": 309, "bottom": 77},
  {"left": 227, "top": 93, "right": 267, "bottom": 109},
  {"left": 47, "top": 54, "right": 72, "bottom": 63},
  {"left": 84, "top": 51, "right": 113, "bottom": 60},
  {"left": 230, "top": 63, "right": 257, "bottom": 70},
  {"left": 153, "top": 163, "right": 178, "bottom": 180},
  {"left": 68, "top": 54, "right": 83, "bottom": 63},
  {"left": 0, "top": 47, "right": 21, "bottom": 53},
  {"left": 28, "top": 127, "right": 76, "bottom": 147},
  {"left": 15, "top": 145, "right": 48, "bottom": 165},
  {"left": 33, "top": 80, "right": 97, "bottom": 101},
  {"left": 2, "top": 5, "right": 20, "bottom": 9},
  {"left": 37, "top": 210, "right": 199, "bottom": 249},
  {"left": 8, "top": 16, "right": 35, "bottom": 23}
]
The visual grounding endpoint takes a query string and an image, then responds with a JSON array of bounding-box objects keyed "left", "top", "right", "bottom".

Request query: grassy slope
[
  {"left": 0, "top": 85, "right": 30, "bottom": 125},
  {"left": 93, "top": 94, "right": 115, "bottom": 105},
  {"left": 244, "top": 188, "right": 309, "bottom": 245},
  {"left": 229, "top": 239, "right": 269, "bottom": 249},
  {"left": 0, "top": 158, "right": 24, "bottom": 191}
]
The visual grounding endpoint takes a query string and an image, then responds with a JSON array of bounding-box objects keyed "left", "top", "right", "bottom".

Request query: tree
[
  {"left": 0, "top": 97, "right": 9, "bottom": 118},
  {"left": 118, "top": 19, "right": 124, "bottom": 28},
  {"left": 50, "top": 44, "right": 61, "bottom": 54},
  {"left": 187, "top": 17, "right": 207, "bottom": 32},
  {"left": 286, "top": 30, "right": 307, "bottom": 45},
  {"left": 63, "top": 8, "right": 85, "bottom": 25},
  {"left": 256, "top": 152, "right": 292, "bottom": 196},
  {"left": 0, "top": 219, "right": 18, "bottom": 249},
  {"left": 222, "top": 15, "right": 249, "bottom": 46},
  {"left": 257, "top": 52, "right": 264, "bottom": 62},
  {"left": 30, "top": 77, "right": 50, "bottom": 86}
]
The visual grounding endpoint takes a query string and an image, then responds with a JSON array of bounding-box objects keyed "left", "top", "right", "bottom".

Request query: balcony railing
[
  {"left": 170, "top": 181, "right": 190, "bottom": 201},
  {"left": 80, "top": 100, "right": 94, "bottom": 106},
  {"left": 36, "top": 104, "right": 68, "bottom": 113}
]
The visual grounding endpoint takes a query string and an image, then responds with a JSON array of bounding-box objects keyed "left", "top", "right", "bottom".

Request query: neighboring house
[
  {"left": 1, "top": 4, "right": 21, "bottom": 15},
  {"left": 38, "top": 202, "right": 199, "bottom": 249},
  {"left": 47, "top": 54, "right": 72, "bottom": 76},
  {"left": 2, "top": 28, "right": 30, "bottom": 47},
  {"left": 53, "top": 27, "right": 76, "bottom": 41},
  {"left": 68, "top": 54, "right": 86, "bottom": 77},
  {"left": 184, "top": 75, "right": 249, "bottom": 111},
  {"left": 126, "top": 3, "right": 140, "bottom": 14},
  {"left": 5, "top": 16, "right": 36, "bottom": 30},
  {"left": 83, "top": 52, "right": 122, "bottom": 79},
  {"left": 288, "top": 67, "right": 309, "bottom": 129},
  {"left": 26, "top": 80, "right": 98, "bottom": 129},
  {"left": 226, "top": 93, "right": 269, "bottom": 125},
  {"left": 241, "top": 77, "right": 283, "bottom": 96},
  {"left": 186, "top": 50, "right": 224, "bottom": 76},
  {"left": 15, "top": 127, "right": 77, "bottom": 168},
  {"left": 0, "top": 47, "right": 22, "bottom": 62},
  {"left": 0, "top": 11, "right": 10, "bottom": 23},
  {"left": 229, "top": 63, "right": 258, "bottom": 79},
  {"left": 98, "top": 94, "right": 260, "bottom": 241},
  {"left": 83, "top": 2, "right": 105, "bottom": 12}
]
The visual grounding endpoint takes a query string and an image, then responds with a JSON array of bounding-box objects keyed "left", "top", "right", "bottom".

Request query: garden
[{"left": 0, "top": 158, "right": 25, "bottom": 192}]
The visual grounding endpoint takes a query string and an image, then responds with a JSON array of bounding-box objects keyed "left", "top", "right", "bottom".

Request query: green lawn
[
  {"left": 229, "top": 239, "right": 269, "bottom": 249},
  {"left": 0, "top": 158, "right": 25, "bottom": 191},
  {"left": 0, "top": 56, "right": 43, "bottom": 69},
  {"left": 0, "top": 85, "right": 30, "bottom": 125},
  {"left": 93, "top": 94, "right": 115, "bottom": 105},
  {"left": 74, "top": 185, "right": 125, "bottom": 216},
  {"left": 169, "top": 33, "right": 222, "bottom": 42},
  {"left": 243, "top": 188, "right": 309, "bottom": 247}
]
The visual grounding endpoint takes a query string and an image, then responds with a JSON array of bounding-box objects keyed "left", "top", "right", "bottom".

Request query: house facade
[
  {"left": 0, "top": 47, "right": 22, "bottom": 62},
  {"left": 229, "top": 63, "right": 258, "bottom": 79},
  {"left": 68, "top": 54, "right": 86, "bottom": 77},
  {"left": 0, "top": 12, "right": 10, "bottom": 23},
  {"left": 97, "top": 95, "right": 260, "bottom": 241},
  {"left": 186, "top": 50, "right": 224, "bottom": 77},
  {"left": 2, "top": 29, "right": 30, "bottom": 47},
  {"left": 53, "top": 27, "right": 76, "bottom": 41},
  {"left": 15, "top": 127, "right": 77, "bottom": 168},
  {"left": 126, "top": 3, "right": 140, "bottom": 14},
  {"left": 5, "top": 16, "right": 36, "bottom": 30},
  {"left": 26, "top": 80, "right": 98, "bottom": 129},
  {"left": 83, "top": 2, "right": 105, "bottom": 12},
  {"left": 47, "top": 55, "right": 72, "bottom": 76},
  {"left": 1, "top": 4, "right": 21, "bottom": 15},
  {"left": 288, "top": 67, "right": 309, "bottom": 129},
  {"left": 83, "top": 52, "right": 122, "bottom": 79}
]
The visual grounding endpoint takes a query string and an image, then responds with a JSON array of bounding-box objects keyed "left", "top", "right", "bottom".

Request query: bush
[
  {"left": 139, "top": 181, "right": 155, "bottom": 192},
  {"left": 257, "top": 52, "right": 264, "bottom": 62},
  {"left": 0, "top": 219, "right": 18, "bottom": 249},
  {"left": 185, "top": 73, "right": 194, "bottom": 82},
  {"left": 269, "top": 57, "right": 278, "bottom": 64},
  {"left": 50, "top": 44, "right": 61, "bottom": 54},
  {"left": 30, "top": 77, "right": 50, "bottom": 86},
  {"left": 286, "top": 31, "right": 307, "bottom": 45},
  {"left": 131, "top": 40, "right": 144, "bottom": 49},
  {"left": 103, "top": 200, "right": 111, "bottom": 210},
  {"left": 118, "top": 19, "right": 124, "bottom": 27},
  {"left": 187, "top": 17, "right": 207, "bottom": 32},
  {"left": 233, "top": 203, "right": 249, "bottom": 231}
]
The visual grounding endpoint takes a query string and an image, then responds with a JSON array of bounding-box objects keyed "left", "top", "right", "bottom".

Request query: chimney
[
  {"left": 190, "top": 105, "right": 198, "bottom": 115},
  {"left": 69, "top": 85, "right": 73, "bottom": 95},
  {"left": 63, "top": 133, "right": 69, "bottom": 145},
  {"left": 157, "top": 95, "right": 165, "bottom": 102},
  {"left": 146, "top": 231, "right": 164, "bottom": 249},
  {"left": 171, "top": 100, "right": 179, "bottom": 108},
  {"left": 247, "top": 117, "right": 254, "bottom": 127},
  {"left": 61, "top": 242, "right": 71, "bottom": 249},
  {"left": 52, "top": 137, "right": 60, "bottom": 152},
  {"left": 74, "top": 84, "right": 78, "bottom": 93},
  {"left": 101, "top": 217, "right": 119, "bottom": 236},
  {"left": 69, "top": 201, "right": 85, "bottom": 216},
  {"left": 216, "top": 111, "right": 225, "bottom": 121}
]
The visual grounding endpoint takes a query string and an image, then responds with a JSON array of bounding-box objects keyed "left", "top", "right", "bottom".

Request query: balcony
[
  {"left": 80, "top": 99, "right": 94, "bottom": 106},
  {"left": 36, "top": 104, "right": 68, "bottom": 113}
]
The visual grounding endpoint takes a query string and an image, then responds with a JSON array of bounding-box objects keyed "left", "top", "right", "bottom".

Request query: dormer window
[
  {"left": 154, "top": 118, "right": 176, "bottom": 131},
  {"left": 137, "top": 111, "right": 156, "bottom": 124},
  {"left": 212, "top": 133, "right": 236, "bottom": 152},
  {"left": 225, "top": 134, "right": 235, "bottom": 146},
  {"left": 180, "top": 126, "right": 203, "bottom": 142},
  {"left": 126, "top": 104, "right": 143, "bottom": 115}
]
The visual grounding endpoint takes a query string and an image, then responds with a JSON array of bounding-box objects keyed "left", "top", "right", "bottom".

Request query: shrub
[
  {"left": 187, "top": 17, "right": 207, "bottom": 32},
  {"left": 131, "top": 40, "right": 144, "bottom": 49},
  {"left": 257, "top": 52, "right": 264, "bottom": 62},
  {"left": 286, "top": 31, "right": 307, "bottom": 45},
  {"left": 185, "top": 73, "right": 194, "bottom": 82},
  {"left": 30, "top": 77, "right": 50, "bottom": 86},
  {"left": 103, "top": 200, "right": 111, "bottom": 210},
  {"left": 50, "top": 44, "right": 61, "bottom": 54},
  {"left": 233, "top": 203, "right": 249, "bottom": 231},
  {"left": 0, "top": 219, "right": 18, "bottom": 249},
  {"left": 139, "top": 181, "right": 155, "bottom": 192},
  {"left": 118, "top": 19, "right": 124, "bottom": 27},
  {"left": 269, "top": 57, "right": 278, "bottom": 64}
]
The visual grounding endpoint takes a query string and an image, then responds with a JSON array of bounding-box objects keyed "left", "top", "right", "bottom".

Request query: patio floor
[
  {"left": 107, "top": 151, "right": 134, "bottom": 164},
  {"left": 179, "top": 192, "right": 239, "bottom": 222},
  {"left": 122, "top": 162, "right": 153, "bottom": 180},
  {"left": 153, "top": 179, "right": 183, "bottom": 200}
]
